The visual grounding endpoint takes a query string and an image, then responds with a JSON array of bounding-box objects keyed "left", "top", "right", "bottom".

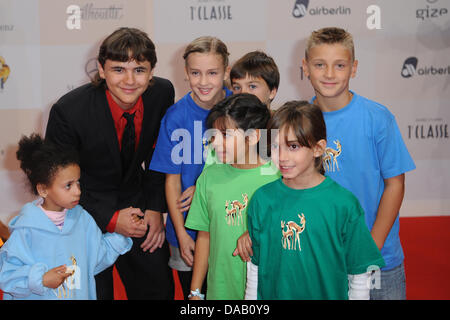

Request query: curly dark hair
[{"left": 16, "top": 133, "right": 80, "bottom": 195}]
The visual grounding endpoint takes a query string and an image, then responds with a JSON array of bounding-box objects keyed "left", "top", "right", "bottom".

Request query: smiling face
[
  {"left": 231, "top": 75, "right": 277, "bottom": 107},
  {"left": 185, "top": 52, "right": 230, "bottom": 110},
  {"left": 302, "top": 43, "right": 358, "bottom": 111},
  {"left": 271, "top": 126, "right": 325, "bottom": 189},
  {"left": 98, "top": 58, "right": 153, "bottom": 111},
  {"left": 38, "top": 164, "right": 81, "bottom": 212}
]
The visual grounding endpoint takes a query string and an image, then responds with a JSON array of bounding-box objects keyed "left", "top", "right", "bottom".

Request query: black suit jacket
[{"left": 45, "top": 77, "right": 175, "bottom": 232}]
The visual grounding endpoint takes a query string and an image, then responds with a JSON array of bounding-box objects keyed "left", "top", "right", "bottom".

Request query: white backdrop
[{"left": 0, "top": 0, "right": 449, "bottom": 223}]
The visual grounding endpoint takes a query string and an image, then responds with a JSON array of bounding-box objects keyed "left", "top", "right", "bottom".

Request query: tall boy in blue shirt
[{"left": 302, "top": 27, "right": 416, "bottom": 300}]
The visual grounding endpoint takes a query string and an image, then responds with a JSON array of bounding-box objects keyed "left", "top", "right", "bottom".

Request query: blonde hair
[
  {"left": 305, "top": 27, "right": 355, "bottom": 61},
  {"left": 183, "top": 36, "right": 229, "bottom": 68}
]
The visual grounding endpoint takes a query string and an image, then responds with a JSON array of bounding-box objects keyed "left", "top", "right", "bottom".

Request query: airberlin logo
[
  {"left": 292, "top": 0, "right": 309, "bottom": 18},
  {"left": 292, "top": 0, "right": 351, "bottom": 18},
  {"left": 401, "top": 57, "right": 450, "bottom": 78},
  {"left": 401, "top": 57, "right": 418, "bottom": 78}
]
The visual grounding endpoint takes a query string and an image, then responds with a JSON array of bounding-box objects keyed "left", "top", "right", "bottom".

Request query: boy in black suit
[{"left": 45, "top": 27, "right": 175, "bottom": 300}]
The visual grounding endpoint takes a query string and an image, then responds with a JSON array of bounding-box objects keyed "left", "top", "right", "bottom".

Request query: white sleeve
[
  {"left": 348, "top": 272, "right": 371, "bottom": 300},
  {"left": 245, "top": 261, "right": 258, "bottom": 300}
]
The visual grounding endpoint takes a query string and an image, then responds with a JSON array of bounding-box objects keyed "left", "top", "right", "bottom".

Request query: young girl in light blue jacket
[{"left": 0, "top": 134, "right": 132, "bottom": 300}]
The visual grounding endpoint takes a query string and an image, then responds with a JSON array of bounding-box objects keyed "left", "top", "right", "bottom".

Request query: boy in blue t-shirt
[
  {"left": 149, "top": 36, "right": 231, "bottom": 299},
  {"left": 302, "top": 27, "right": 416, "bottom": 300}
]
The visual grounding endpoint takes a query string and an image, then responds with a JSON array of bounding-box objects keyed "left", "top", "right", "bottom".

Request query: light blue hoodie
[{"left": 0, "top": 200, "right": 132, "bottom": 300}]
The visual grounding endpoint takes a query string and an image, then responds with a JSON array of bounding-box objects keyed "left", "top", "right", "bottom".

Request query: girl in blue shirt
[{"left": 0, "top": 134, "right": 131, "bottom": 299}]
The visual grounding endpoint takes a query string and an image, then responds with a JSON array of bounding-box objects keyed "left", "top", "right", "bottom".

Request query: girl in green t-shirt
[
  {"left": 185, "top": 93, "right": 280, "bottom": 300},
  {"left": 243, "top": 101, "right": 385, "bottom": 299}
]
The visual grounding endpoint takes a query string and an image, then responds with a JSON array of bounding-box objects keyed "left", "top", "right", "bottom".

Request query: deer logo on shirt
[
  {"left": 281, "top": 213, "right": 306, "bottom": 251},
  {"left": 323, "top": 140, "right": 342, "bottom": 172},
  {"left": 54, "top": 255, "right": 81, "bottom": 299},
  {"left": 225, "top": 194, "right": 248, "bottom": 226}
]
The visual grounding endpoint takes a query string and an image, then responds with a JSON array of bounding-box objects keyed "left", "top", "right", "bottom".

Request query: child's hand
[
  {"left": 115, "top": 207, "right": 148, "bottom": 238},
  {"left": 177, "top": 185, "right": 196, "bottom": 212},
  {"left": 42, "top": 265, "right": 71, "bottom": 289},
  {"left": 179, "top": 231, "right": 195, "bottom": 267},
  {"left": 233, "top": 231, "right": 253, "bottom": 262},
  {"left": 140, "top": 210, "right": 165, "bottom": 253}
]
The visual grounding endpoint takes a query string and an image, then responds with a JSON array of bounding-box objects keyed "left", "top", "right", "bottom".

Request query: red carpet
[
  {"left": 399, "top": 216, "right": 450, "bottom": 300},
  {"left": 1, "top": 216, "right": 449, "bottom": 300}
]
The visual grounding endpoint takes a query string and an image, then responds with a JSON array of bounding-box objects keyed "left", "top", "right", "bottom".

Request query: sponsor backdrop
[
  {"left": 0, "top": 1, "right": 449, "bottom": 228},
  {"left": 1, "top": 0, "right": 449, "bottom": 301}
]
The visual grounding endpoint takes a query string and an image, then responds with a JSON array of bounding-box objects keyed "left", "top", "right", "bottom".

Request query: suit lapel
[
  {"left": 137, "top": 85, "right": 158, "bottom": 158},
  {"left": 138, "top": 92, "right": 151, "bottom": 157},
  {"left": 93, "top": 89, "right": 123, "bottom": 176}
]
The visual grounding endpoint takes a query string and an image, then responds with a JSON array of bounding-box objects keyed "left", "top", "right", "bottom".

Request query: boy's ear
[
  {"left": 97, "top": 61, "right": 106, "bottom": 80},
  {"left": 269, "top": 87, "right": 278, "bottom": 101},
  {"left": 350, "top": 59, "right": 358, "bottom": 79},
  {"left": 313, "top": 139, "right": 327, "bottom": 157},
  {"left": 36, "top": 183, "right": 47, "bottom": 198},
  {"left": 184, "top": 65, "right": 189, "bottom": 81},
  {"left": 302, "top": 58, "right": 310, "bottom": 78}
]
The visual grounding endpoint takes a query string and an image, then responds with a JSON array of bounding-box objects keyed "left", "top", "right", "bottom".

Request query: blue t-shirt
[
  {"left": 150, "top": 88, "right": 232, "bottom": 247},
  {"left": 313, "top": 92, "right": 416, "bottom": 270}
]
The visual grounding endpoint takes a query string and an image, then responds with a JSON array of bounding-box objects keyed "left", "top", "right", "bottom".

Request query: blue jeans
[{"left": 370, "top": 262, "right": 406, "bottom": 300}]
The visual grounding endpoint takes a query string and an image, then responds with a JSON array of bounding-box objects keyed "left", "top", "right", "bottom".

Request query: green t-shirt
[
  {"left": 248, "top": 177, "right": 385, "bottom": 300},
  {"left": 185, "top": 161, "right": 280, "bottom": 300}
]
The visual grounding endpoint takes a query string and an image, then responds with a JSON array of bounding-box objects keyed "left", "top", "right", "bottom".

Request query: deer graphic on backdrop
[{"left": 323, "top": 140, "right": 341, "bottom": 172}]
